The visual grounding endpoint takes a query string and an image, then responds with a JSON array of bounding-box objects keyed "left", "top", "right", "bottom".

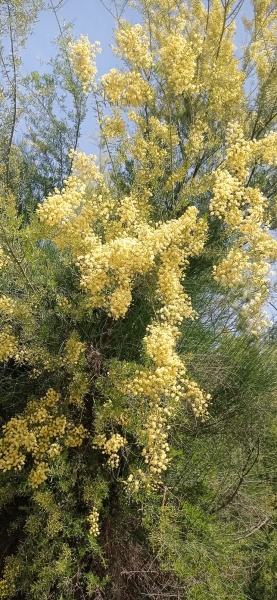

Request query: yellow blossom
[{"left": 68, "top": 35, "right": 101, "bottom": 94}]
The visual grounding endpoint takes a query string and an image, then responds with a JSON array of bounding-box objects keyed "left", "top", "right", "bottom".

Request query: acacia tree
[{"left": 1, "top": 0, "right": 277, "bottom": 598}]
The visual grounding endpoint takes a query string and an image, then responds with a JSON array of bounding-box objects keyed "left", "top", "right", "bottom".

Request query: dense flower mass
[
  {"left": 33, "top": 3, "right": 277, "bottom": 487},
  {"left": 0, "top": 388, "right": 87, "bottom": 488},
  {"left": 36, "top": 139, "right": 210, "bottom": 487},
  {"left": 88, "top": 507, "right": 100, "bottom": 536},
  {"left": 114, "top": 21, "right": 153, "bottom": 70},
  {"left": 210, "top": 123, "right": 277, "bottom": 334},
  {"left": 158, "top": 33, "right": 198, "bottom": 95},
  {"left": 68, "top": 35, "right": 101, "bottom": 94},
  {"left": 102, "top": 69, "right": 154, "bottom": 107},
  {"left": 0, "top": 330, "right": 17, "bottom": 362}
]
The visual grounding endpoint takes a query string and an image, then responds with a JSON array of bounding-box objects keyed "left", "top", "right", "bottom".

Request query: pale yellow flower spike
[{"left": 68, "top": 35, "right": 101, "bottom": 95}]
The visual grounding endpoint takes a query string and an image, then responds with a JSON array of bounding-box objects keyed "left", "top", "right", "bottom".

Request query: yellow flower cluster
[
  {"left": 68, "top": 35, "right": 101, "bottom": 94},
  {"left": 213, "top": 248, "right": 248, "bottom": 287},
  {"left": 114, "top": 21, "right": 153, "bottom": 70},
  {"left": 61, "top": 334, "right": 86, "bottom": 368},
  {"left": 211, "top": 123, "right": 277, "bottom": 333},
  {"left": 0, "top": 295, "right": 15, "bottom": 316},
  {"left": 74, "top": 206, "right": 206, "bottom": 321},
  {"left": 64, "top": 424, "right": 87, "bottom": 448},
  {"left": 68, "top": 148, "right": 104, "bottom": 184},
  {"left": 0, "top": 415, "right": 34, "bottom": 472},
  {"left": 77, "top": 236, "right": 150, "bottom": 318},
  {"left": 37, "top": 175, "right": 86, "bottom": 228},
  {"left": 157, "top": 246, "right": 195, "bottom": 325},
  {"left": 101, "top": 111, "right": 126, "bottom": 139},
  {"left": 141, "top": 402, "right": 171, "bottom": 479},
  {"left": 246, "top": 0, "right": 277, "bottom": 85},
  {"left": 134, "top": 324, "right": 208, "bottom": 399},
  {"left": 0, "top": 329, "right": 17, "bottom": 362},
  {"left": 158, "top": 33, "right": 197, "bottom": 95},
  {"left": 186, "top": 120, "right": 208, "bottom": 157},
  {"left": 254, "top": 131, "right": 277, "bottom": 166},
  {"left": 204, "top": 58, "right": 244, "bottom": 123},
  {"left": 93, "top": 433, "right": 127, "bottom": 468},
  {"left": 48, "top": 443, "right": 61, "bottom": 459},
  {"left": 102, "top": 69, "right": 154, "bottom": 107},
  {"left": 127, "top": 113, "right": 179, "bottom": 189},
  {"left": 88, "top": 507, "right": 100, "bottom": 536},
  {"left": 126, "top": 308, "right": 209, "bottom": 487},
  {"left": 225, "top": 123, "right": 252, "bottom": 181},
  {"left": 29, "top": 461, "right": 49, "bottom": 488},
  {"left": 0, "top": 388, "right": 87, "bottom": 488},
  {"left": 38, "top": 150, "right": 114, "bottom": 259},
  {"left": 56, "top": 294, "right": 70, "bottom": 313},
  {"left": 210, "top": 170, "right": 244, "bottom": 227},
  {"left": 184, "top": 380, "right": 211, "bottom": 418}
]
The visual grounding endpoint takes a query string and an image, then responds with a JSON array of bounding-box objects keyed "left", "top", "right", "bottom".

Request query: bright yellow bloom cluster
[
  {"left": 102, "top": 69, "right": 154, "bottom": 107},
  {"left": 0, "top": 329, "right": 17, "bottom": 362},
  {"left": 225, "top": 123, "right": 252, "bottom": 180},
  {"left": 0, "top": 295, "right": 15, "bottom": 316},
  {"left": 158, "top": 33, "right": 198, "bottom": 95},
  {"left": 68, "top": 35, "right": 101, "bottom": 94},
  {"left": 61, "top": 333, "right": 86, "bottom": 368},
  {"left": 253, "top": 131, "right": 277, "bottom": 167},
  {"left": 211, "top": 123, "right": 277, "bottom": 334},
  {"left": 29, "top": 461, "right": 49, "bottom": 487},
  {"left": 0, "top": 389, "right": 87, "bottom": 488},
  {"left": 78, "top": 235, "right": 151, "bottom": 318},
  {"left": 126, "top": 112, "right": 179, "bottom": 189},
  {"left": 184, "top": 380, "right": 211, "bottom": 418},
  {"left": 68, "top": 148, "right": 104, "bottom": 184},
  {"left": 36, "top": 175, "right": 86, "bottom": 228},
  {"left": 64, "top": 424, "right": 87, "bottom": 448},
  {"left": 141, "top": 402, "right": 171, "bottom": 478},
  {"left": 185, "top": 120, "right": 208, "bottom": 157},
  {"left": 75, "top": 206, "right": 205, "bottom": 321},
  {"left": 101, "top": 110, "right": 126, "bottom": 139},
  {"left": 114, "top": 21, "right": 153, "bottom": 70},
  {"left": 93, "top": 433, "right": 127, "bottom": 468},
  {"left": 126, "top": 320, "right": 210, "bottom": 487},
  {"left": 38, "top": 150, "right": 113, "bottom": 258},
  {"left": 213, "top": 248, "right": 248, "bottom": 287},
  {"left": 245, "top": 0, "right": 277, "bottom": 85},
  {"left": 88, "top": 507, "right": 100, "bottom": 536},
  {"left": 210, "top": 170, "right": 244, "bottom": 228}
]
